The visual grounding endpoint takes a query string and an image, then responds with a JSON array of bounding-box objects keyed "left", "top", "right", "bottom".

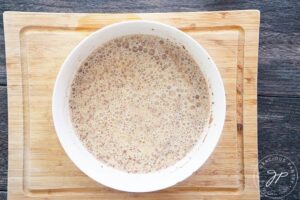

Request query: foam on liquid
[{"left": 69, "top": 34, "right": 211, "bottom": 173}]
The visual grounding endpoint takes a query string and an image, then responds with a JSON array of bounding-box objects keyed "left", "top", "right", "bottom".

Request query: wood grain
[
  {"left": 0, "top": 1, "right": 299, "bottom": 200},
  {"left": 21, "top": 27, "right": 239, "bottom": 191},
  {"left": 0, "top": 86, "right": 7, "bottom": 191},
  {"left": 258, "top": 96, "right": 300, "bottom": 161},
  {"left": 1, "top": 0, "right": 300, "bottom": 95},
  {"left": 0, "top": 192, "right": 7, "bottom": 200},
  {"left": 258, "top": 96, "right": 300, "bottom": 199},
  {"left": 0, "top": 12, "right": 6, "bottom": 85},
  {"left": 3, "top": 10, "right": 259, "bottom": 200}
]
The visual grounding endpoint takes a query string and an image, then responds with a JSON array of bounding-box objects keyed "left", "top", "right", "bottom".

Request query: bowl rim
[{"left": 52, "top": 20, "right": 226, "bottom": 192}]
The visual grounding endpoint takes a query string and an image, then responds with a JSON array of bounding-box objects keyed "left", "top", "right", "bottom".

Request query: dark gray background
[{"left": 0, "top": 0, "right": 300, "bottom": 199}]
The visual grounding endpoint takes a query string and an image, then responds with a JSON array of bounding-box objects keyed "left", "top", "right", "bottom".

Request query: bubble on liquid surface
[{"left": 69, "top": 34, "right": 211, "bottom": 173}]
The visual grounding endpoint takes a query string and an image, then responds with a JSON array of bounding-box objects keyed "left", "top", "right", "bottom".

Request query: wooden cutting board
[{"left": 4, "top": 10, "right": 260, "bottom": 200}]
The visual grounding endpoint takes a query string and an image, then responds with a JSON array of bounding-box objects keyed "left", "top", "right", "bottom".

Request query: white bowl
[{"left": 52, "top": 20, "right": 226, "bottom": 192}]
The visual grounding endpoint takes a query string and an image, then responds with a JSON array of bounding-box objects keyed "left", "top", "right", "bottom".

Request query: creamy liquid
[{"left": 69, "top": 34, "right": 211, "bottom": 173}]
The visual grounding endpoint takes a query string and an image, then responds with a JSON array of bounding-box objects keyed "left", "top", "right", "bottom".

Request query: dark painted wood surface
[
  {"left": 0, "top": 0, "right": 299, "bottom": 199},
  {"left": 0, "top": 192, "right": 6, "bottom": 200},
  {"left": 258, "top": 96, "right": 300, "bottom": 199},
  {"left": 0, "top": 86, "right": 7, "bottom": 192}
]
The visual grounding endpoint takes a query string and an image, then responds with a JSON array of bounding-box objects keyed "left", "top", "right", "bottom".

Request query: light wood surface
[{"left": 4, "top": 10, "right": 260, "bottom": 199}]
